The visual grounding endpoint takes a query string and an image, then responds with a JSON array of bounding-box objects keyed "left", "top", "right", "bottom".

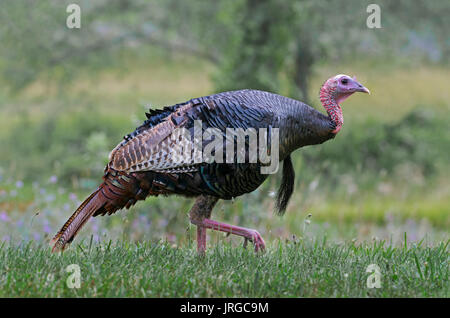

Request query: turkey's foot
[{"left": 192, "top": 218, "right": 266, "bottom": 253}]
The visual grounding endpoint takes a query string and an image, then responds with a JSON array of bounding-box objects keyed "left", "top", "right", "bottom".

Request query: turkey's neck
[{"left": 319, "top": 85, "right": 343, "bottom": 134}]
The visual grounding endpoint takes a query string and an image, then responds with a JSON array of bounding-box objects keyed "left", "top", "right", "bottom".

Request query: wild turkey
[{"left": 51, "top": 74, "right": 369, "bottom": 254}]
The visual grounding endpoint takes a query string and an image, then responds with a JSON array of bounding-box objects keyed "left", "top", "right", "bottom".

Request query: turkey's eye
[{"left": 341, "top": 78, "right": 348, "bottom": 85}]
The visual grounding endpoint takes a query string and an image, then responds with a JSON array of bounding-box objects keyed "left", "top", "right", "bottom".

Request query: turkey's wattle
[{"left": 51, "top": 74, "right": 370, "bottom": 254}]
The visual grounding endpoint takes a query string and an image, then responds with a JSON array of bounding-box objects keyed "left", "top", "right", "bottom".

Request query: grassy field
[{"left": 0, "top": 239, "right": 448, "bottom": 297}]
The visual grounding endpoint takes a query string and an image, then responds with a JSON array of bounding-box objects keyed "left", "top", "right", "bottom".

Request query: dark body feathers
[{"left": 52, "top": 89, "right": 336, "bottom": 250}]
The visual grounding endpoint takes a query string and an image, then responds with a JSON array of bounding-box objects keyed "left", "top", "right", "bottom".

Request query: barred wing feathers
[{"left": 108, "top": 91, "right": 275, "bottom": 174}]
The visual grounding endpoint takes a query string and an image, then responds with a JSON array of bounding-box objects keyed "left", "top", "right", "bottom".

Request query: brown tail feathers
[{"left": 51, "top": 188, "right": 106, "bottom": 252}]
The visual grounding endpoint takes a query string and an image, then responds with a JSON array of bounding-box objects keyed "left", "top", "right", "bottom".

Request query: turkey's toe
[{"left": 243, "top": 237, "right": 249, "bottom": 249}]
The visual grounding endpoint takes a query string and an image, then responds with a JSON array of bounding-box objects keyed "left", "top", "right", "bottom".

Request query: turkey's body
[{"left": 52, "top": 89, "right": 337, "bottom": 252}]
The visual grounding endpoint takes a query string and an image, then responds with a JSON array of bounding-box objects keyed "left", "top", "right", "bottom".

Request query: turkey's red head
[
  {"left": 320, "top": 74, "right": 370, "bottom": 134},
  {"left": 333, "top": 74, "right": 370, "bottom": 103}
]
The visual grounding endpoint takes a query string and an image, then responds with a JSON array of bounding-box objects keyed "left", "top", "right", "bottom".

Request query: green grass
[{"left": 0, "top": 239, "right": 448, "bottom": 297}]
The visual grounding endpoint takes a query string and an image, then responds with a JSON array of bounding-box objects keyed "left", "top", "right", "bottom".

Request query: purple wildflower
[
  {"left": 43, "top": 224, "right": 52, "bottom": 234},
  {"left": 0, "top": 211, "right": 10, "bottom": 222},
  {"left": 91, "top": 222, "right": 99, "bottom": 233},
  {"left": 45, "top": 194, "right": 56, "bottom": 202}
]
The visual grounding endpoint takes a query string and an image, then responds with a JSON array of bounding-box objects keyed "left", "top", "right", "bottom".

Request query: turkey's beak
[
  {"left": 356, "top": 85, "right": 370, "bottom": 94},
  {"left": 354, "top": 80, "right": 370, "bottom": 94}
]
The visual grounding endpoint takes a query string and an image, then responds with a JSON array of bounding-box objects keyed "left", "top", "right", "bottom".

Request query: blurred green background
[{"left": 0, "top": 0, "right": 448, "bottom": 247}]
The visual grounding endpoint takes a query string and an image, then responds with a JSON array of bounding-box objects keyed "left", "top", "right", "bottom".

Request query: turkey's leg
[
  {"left": 189, "top": 195, "right": 219, "bottom": 255},
  {"left": 189, "top": 195, "right": 265, "bottom": 254},
  {"left": 196, "top": 226, "right": 207, "bottom": 253}
]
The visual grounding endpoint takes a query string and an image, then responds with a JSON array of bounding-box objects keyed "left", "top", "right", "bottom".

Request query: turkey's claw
[{"left": 248, "top": 230, "right": 266, "bottom": 252}]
